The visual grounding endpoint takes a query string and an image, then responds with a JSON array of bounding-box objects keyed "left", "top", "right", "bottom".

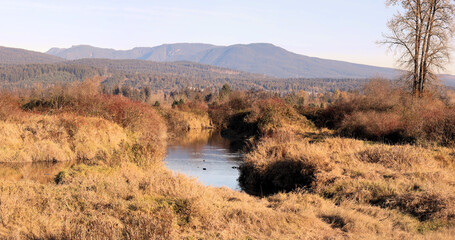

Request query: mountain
[
  {"left": 46, "top": 43, "right": 399, "bottom": 79},
  {"left": 439, "top": 74, "right": 455, "bottom": 88},
  {"left": 0, "top": 46, "right": 64, "bottom": 64},
  {"left": 47, "top": 44, "right": 217, "bottom": 62}
]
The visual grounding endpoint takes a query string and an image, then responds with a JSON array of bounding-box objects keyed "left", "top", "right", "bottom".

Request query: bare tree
[{"left": 382, "top": 0, "right": 455, "bottom": 95}]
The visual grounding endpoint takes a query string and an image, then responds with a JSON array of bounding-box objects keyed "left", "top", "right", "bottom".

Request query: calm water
[
  {"left": 0, "top": 130, "right": 243, "bottom": 189},
  {"left": 165, "top": 130, "right": 243, "bottom": 190}
]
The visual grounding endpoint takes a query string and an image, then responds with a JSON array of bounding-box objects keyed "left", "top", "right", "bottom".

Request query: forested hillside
[
  {"left": 0, "top": 46, "right": 64, "bottom": 64},
  {"left": 0, "top": 64, "right": 103, "bottom": 89},
  {"left": 47, "top": 43, "right": 400, "bottom": 79},
  {"left": 2, "top": 45, "right": 454, "bottom": 91},
  {"left": 47, "top": 43, "right": 217, "bottom": 61},
  {"left": 0, "top": 59, "right": 368, "bottom": 92}
]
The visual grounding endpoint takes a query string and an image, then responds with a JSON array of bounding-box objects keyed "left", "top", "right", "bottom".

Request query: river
[
  {"left": 0, "top": 130, "right": 243, "bottom": 190},
  {"left": 165, "top": 130, "right": 243, "bottom": 190}
]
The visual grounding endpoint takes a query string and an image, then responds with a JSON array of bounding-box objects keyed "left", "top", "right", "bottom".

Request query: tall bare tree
[{"left": 382, "top": 0, "right": 455, "bottom": 95}]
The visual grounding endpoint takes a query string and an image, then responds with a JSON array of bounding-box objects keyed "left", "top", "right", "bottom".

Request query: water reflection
[
  {"left": 165, "top": 130, "right": 242, "bottom": 190},
  {"left": 0, "top": 161, "right": 73, "bottom": 183},
  {"left": 0, "top": 130, "right": 243, "bottom": 188}
]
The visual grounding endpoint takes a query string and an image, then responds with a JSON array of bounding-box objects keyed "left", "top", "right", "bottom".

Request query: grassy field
[{"left": 0, "top": 80, "right": 454, "bottom": 239}]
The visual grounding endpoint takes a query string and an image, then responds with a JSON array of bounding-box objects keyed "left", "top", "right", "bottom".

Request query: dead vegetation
[
  {"left": 299, "top": 80, "right": 455, "bottom": 146},
  {"left": 0, "top": 80, "right": 455, "bottom": 239},
  {"left": 0, "top": 162, "right": 443, "bottom": 239},
  {"left": 239, "top": 133, "right": 455, "bottom": 234},
  {"left": 0, "top": 114, "right": 128, "bottom": 163}
]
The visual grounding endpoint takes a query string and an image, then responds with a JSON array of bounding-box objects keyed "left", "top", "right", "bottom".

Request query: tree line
[{"left": 0, "top": 62, "right": 369, "bottom": 93}]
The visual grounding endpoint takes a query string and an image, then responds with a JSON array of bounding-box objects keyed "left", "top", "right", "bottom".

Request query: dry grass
[
  {"left": 0, "top": 162, "right": 75, "bottom": 183},
  {"left": 240, "top": 132, "right": 455, "bottom": 234},
  {"left": 157, "top": 107, "right": 212, "bottom": 133},
  {"left": 14, "top": 79, "right": 168, "bottom": 166},
  {"left": 209, "top": 93, "right": 313, "bottom": 145},
  {"left": 1, "top": 83, "right": 455, "bottom": 239},
  {"left": 0, "top": 114, "right": 128, "bottom": 163},
  {"left": 0, "top": 162, "right": 441, "bottom": 239},
  {"left": 168, "top": 129, "right": 212, "bottom": 148},
  {"left": 300, "top": 80, "right": 455, "bottom": 146}
]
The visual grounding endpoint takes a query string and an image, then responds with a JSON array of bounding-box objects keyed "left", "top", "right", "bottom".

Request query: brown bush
[
  {"left": 17, "top": 79, "right": 167, "bottom": 166},
  {"left": 239, "top": 159, "right": 316, "bottom": 196},
  {"left": 210, "top": 93, "right": 312, "bottom": 144},
  {"left": 158, "top": 107, "right": 212, "bottom": 133},
  {"left": 340, "top": 111, "right": 409, "bottom": 143},
  {"left": 302, "top": 80, "right": 455, "bottom": 146},
  {"left": 0, "top": 92, "right": 23, "bottom": 120}
]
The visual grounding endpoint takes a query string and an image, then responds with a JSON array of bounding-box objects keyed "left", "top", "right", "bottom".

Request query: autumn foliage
[{"left": 300, "top": 80, "right": 455, "bottom": 146}]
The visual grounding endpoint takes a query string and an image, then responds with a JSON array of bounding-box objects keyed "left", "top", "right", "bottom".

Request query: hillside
[
  {"left": 0, "top": 46, "right": 64, "bottom": 64},
  {"left": 66, "top": 58, "right": 259, "bottom": 77},
  {"left": 0, "top": 59, "right": 367, "bottom": 92},
  {"left": 48, "top": 43, "right": 217, "bottom": 62},
  {"left": 440, "top": 74, "right": 455, "bottom": 88},
  {"left": 47, "top": 43, "right": 399, "bottom": 79}
]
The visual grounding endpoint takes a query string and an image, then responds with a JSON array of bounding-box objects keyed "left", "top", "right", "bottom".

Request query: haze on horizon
[{"left": 1, "top": 0, "right": 455, "bottom": 74}]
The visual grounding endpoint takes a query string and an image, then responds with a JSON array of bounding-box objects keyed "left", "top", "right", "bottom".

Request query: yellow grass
[
  {"left": 1, "top": 86, "right": 455, "bottom": 239},
  {"left": 158, "top": 107, "right": 212, "bottom": 132},
  {"left": 240, "top": 130, "right": 455, "bottom": 234},
  {"left": 0, "top": 114, "right": 128, "bottom": 163},
  {"left": 0, "top": 162, "right": 441, "bottom": 239}
]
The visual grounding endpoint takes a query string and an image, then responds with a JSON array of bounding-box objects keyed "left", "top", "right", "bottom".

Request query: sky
[{"left": 1, "top": 0, "right": 454, "bottom": 73}]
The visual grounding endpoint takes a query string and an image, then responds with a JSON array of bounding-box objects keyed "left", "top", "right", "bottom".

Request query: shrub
[
  {"left": 300, "top": 80, "right": 455, "bottom": 146},
  {"left": 172, "top": 99, "right": 185, "bottom": 108},
  {"left": 19, "top": 79, "right": 167, "bottom": 166},
  {"left": 210, "top": 93, "right": 311, "bottom": 141},
  {"left": 158, "top": 107, "right": 212, "bottom": 132},
  {"left": 239, "top": 159, "right": 316, "bottom": 196},
  {"left": 339, "top": 111, "right": 411, "bottom": 143},
  {"left": 0, "top": 92, "right": 22, "bottom": 120}
]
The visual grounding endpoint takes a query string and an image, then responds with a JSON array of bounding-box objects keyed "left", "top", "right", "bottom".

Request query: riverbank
[{"left": 0, "top": 81, "right": 455, "bottom": 239}]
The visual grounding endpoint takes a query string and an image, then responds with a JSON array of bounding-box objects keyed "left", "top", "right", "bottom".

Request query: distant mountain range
[
  {"left": 0, "top": 46, "right": 63, "bottom": 64},
  {"left": 46, "top": 43, "right": 400, "bottom": 79},
  {"left": 439, "top": 74, "right": 455, "bottom": 88},
  {"left": 0, "top": 44, "right": 453, "bottom": 88}
]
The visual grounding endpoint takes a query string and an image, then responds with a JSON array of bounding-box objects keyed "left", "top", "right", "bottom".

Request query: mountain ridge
[
  {"left": 46, "top": 43, "right": 400, "bottom": 79},
  {"left": 0, "top": 46, "right": 64, "bottom": 64}
]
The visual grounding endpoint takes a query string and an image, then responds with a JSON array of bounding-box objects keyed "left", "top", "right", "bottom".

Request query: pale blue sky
[{"left": 1, "top": 0, "right": 454, "bottom": 73}]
